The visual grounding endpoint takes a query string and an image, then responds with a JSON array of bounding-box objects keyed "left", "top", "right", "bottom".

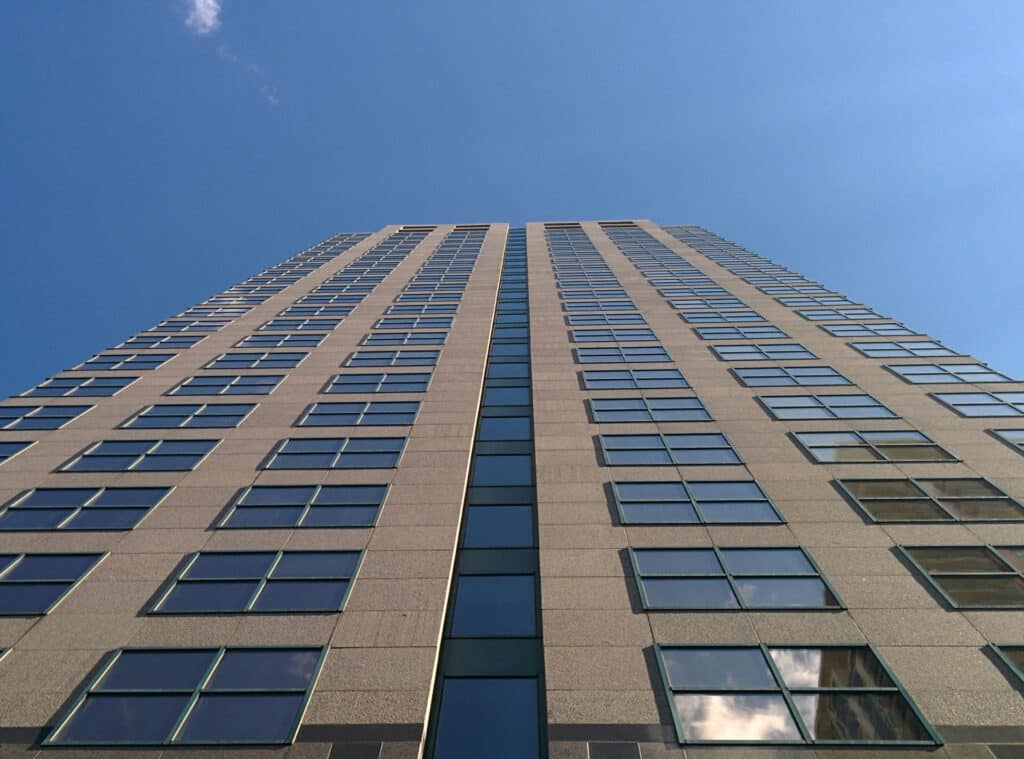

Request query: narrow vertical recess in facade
[{"left": 425, "top": 228, "right": 547, "bottom": 759}]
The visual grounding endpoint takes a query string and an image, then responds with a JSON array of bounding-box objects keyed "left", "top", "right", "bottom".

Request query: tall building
[{"left": 0, "top": 220, "right": 1021, "bottom": 758}]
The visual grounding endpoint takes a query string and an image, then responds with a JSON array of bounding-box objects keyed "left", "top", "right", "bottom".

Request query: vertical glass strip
[{"left": 426, "top": 228, "right": 547, "bottom": 759}]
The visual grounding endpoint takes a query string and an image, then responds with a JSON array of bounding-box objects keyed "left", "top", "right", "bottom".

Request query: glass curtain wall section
[{"left": 426, "top": 228, "right": 547, "bottom": 759}]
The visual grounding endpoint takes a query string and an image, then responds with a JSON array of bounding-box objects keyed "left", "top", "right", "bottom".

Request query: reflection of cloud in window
[
  {"left": 770, "top": 647, "right": 822, "bottom": 687},
  {"left": 674, "top": 693, "right": 800, "bottom": 741}
]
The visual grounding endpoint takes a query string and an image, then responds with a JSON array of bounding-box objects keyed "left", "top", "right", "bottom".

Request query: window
[
  {"left": 571, "top": 328, "right": 657, "bottom": 343},
  {"left": 206, "top": 352, "right": 306, "bottom": 370},
  {"left": 259, "top": 318, "right": 339, "bottom": 331},
  {"left": 122, "top": 404, "right": 254, "bottom": 429},
  {"left": 658, "top": 286, "right": 730, "bottom": 298},
  {"left": 887, "top": 363, "right": 1014, "bottom": 384},
  {"left": 681, "top": 310, "right": 764, "bottom": 324},
  {"left": 732, "top": 366, "right": 850, "bottom": 387},
  {"left": 561, "top": 299, "right": 637, "bottom": 311},
  {"left": 63, "top": 440, "right": 218, "bottom": 472},
  {"left": 838, "top": 478, "right": 1024, "bottom": 522},
  {"left": 559, "top": 288, "right": 628, "bottom": 299},
  {"left": 0, "top": 404, "right": 91, "bottom": 430},
  {"left": 758, "top": 284, "right": 832, "bottom": 295},
  {"left": 394, "top": 292, "right": 461, "bottom": 303},
  {"left": 375, "top": 316, "right": 453, "bottom": 329},
  {"left": 566, "top": 313, "right": 646, "bottom": 326},
  {"left": 432, "top": 678, "right": 540, "bottom": 759},
  {"left": 263, "top": 437, "right": 405, "bottom": 469},
  {"left": 325, "top": 372, "right": 431, "bottom": 394},
  {"left": 696, "top": 326, "right": 788, "bottom": 340},
  {"left": 344, "top": 350, "right": 439, "bottom": 367},
  {"left": 0, "top": 441, "right": 34, "bottom": 465},
  {"left": 589, "top": 397, "right": 710, "bottom": 422},
  {"left": 297, "top": 401, "right": 419, "bottom": 426},
  {"left": 900, "top": 545, "right": 1024, "bottom": 608},
  {"left": 180, "top": 306, "right": 251, "bottom": 319},
  {"left": 75, "top": 353, "right": 175, "bottom": 371},
  {"left": 992, "top": 644, "right": 1024, "bottom": 684},
  {"left": 600, "top": 434, "right": 740, "bottom": 465},
  {"left": 797, "top": 308, "right": 885, "bottom": 321},
  {"left": 575, "top": 346, "right": 671, "bottom": 364},
  {"left": 235, "top": 333, "right": 325, "bottom": 349},
  {"left": 992, "top": 429, "right": 1024, "bottom": 455},
  {"left": 581, "top": 369, "right": 689, "bottom": 389},
  {"left": 154, "top": 319, "right": 228, "bottom": 333},
  {"left": 823, "top": 323, "right": 918, "bottom": 338},
  {"left": 933, "top": 392, "right": 1024, "bottom": 417},
  {"left": 22, "top": 376, "right": 136, "bottom": 398},
  {"left": 220, "top": 484, "right": 387, "bottom": 528},
  {"left": 385, "top": 304, "right": 458, "bottom": 315},
  {"left": 614, "top": 481, "right": 781, "bottom": 524},
  {"left": 793, "top": 430, "right": 955, "bottom": 463},
  {"left": 450, "top": 574, "right": 537, "bottom": 636},
  {"left": 777, "top": 296, "right": 857, "bottom": 307},
  {"left": 153, "top": 551, "right": 362, "bottom": 614},
  {"left": 632, "top": 547, "right": 839, "bottom": 610},
  {"left": 170, "top": 375, "right": 283, "bottom": 396},
  {"left": 712, "top": 344, "right": 815, "bottom": 361},
  {"left": 656, "top": 644, "right": 937, "bottom": 745},
  {"left": 471, "top": 454, "right": 533, "bottom": 486},
  {"left": 0, "top": 487, "right": 169, "bottom": 531},
  {"left": 0, "top": 553, "right": 105, "bottom": 614},
  {"left": 278, "top": 305, "right": 353, "bottom": 318},
  {"left": 46, "top": 646, "right": 326, "bottom": 746},
  {"left": 361, "top": 331, "right": 447, "bottom": 346},
  {"left": 760, "top": 394, "right": 895, "bottom": 420},
  {"left": 669, "top": 298, "right": 746, "bottom": 310},
  {"left": 119, "top": 334, "right": 205, "bottom": 350},
  {"left": 850, "top": 340, "right": 958, "bottom": 359}
]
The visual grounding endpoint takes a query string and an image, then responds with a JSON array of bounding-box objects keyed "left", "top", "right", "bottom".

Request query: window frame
[
  {"left": 758, "top": 393, "right": 896, "bottom": 420},
  {"left": 654, "top": 643, "right": 941, "bottom": 746},
  {"left": 218, "top": 483, "right": 389, "bottom": 529},
  {"left": 588, "top": 396, "right": 711, "bottom": 423},
  {"left": 791, "top": 430, "right": 957, "bottom": 464},
  {"left": 44, "top": 645, "right": 328, "bottom": 747},
  {"left": 899, "top": 545, "right": 1024, "bottom": 610},
  {"left": 612, "top": 480, "right": 784, "bottom": 525},
  {"left": 61, "top": 440, "right": 220, "bottom": 473},
  {"left": 295, "top": 400, "right": 420, "bottom": 427},
  {"left": 630, "top": 546, "right": 842, "bottom": 611},
  {"left": 121, "top": 403, "right": 255, "bottom": 430},
  {"left": 599, "top": 433, "right": 742, "bottom": 466},
  {"left": 731, "top": 366, "right": 851, "bottom": 388},
  {"left": 837, "top": 477, "right": 1024, "bottom": 523},
  {"left": 885, "top": 363, "right": 1014, "bottom": 385},
  {"left": 151, "top": 550, "right": 364, "bottom": 615},
  {"left": 0, "top": 552, "right": 107, "bottom": 615},
  {"left": 711, "top": 344, "right": 816, "bottom": 361},
  {"left": 0, "top": 487, "right": 170, "bottom": 532},
  {"left": 932, "top": 391, "right": 1024, "bottom": 418},
  {"left": 261, "top": 437, "right": 406, "bottom": 470}
]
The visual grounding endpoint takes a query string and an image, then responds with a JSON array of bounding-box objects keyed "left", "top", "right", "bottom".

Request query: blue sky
[{"left": 2, "top": 1, "right": 1022, "bottom": 397}]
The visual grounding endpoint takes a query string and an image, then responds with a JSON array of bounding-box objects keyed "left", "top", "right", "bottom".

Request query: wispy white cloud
[
  {"left": 181, "top": 4, "right": 280, "bottom": 106},
  {"left": 185, "top": 0, "right": 222, "bottom": 36}
]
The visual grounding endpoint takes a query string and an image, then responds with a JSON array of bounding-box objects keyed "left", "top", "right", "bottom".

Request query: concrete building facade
[{"left": 0, "top": 220, "right": 1022, "bottom": 758}]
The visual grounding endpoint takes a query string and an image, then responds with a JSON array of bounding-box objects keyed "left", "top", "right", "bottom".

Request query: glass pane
[
  {"left": 464, "top": 506, "right": 535, "bottom": 548},
  {"left": 158, "top": 581, "right": 258, "bottom": 613},
  {"left": 643, "top": 578, "right": 738, "bottom": 609},
  {"left": 877, "top": 445, "right": 953, "bottom": 462},
  {"left": 859, "top": 499, "right": 949, "bottom": 521},
  {"left": 56, "top": 694, "right": 189, "bottom": 744},
  {"left": 721, "top": 549, "right": 813, "bottom": 575},
  {"left": 919, "top": 479, "right": 1002, "bottom": 498},
  {"left": 252, "top": 580, "right": 349, "bottom": 611},
  {"left": 209, "top": 649, "right": 320, "bottom": 690},
  {"left": 810, "top": 446, "right": 882, "bottom": 463},
  {"left": 451, "top": 575, "right": 536, "bottom": 636},
  {"left": 478, "top": 417, "right": 531, "bottom": 440},
  {"left": 843, "top": 480, "right": 922, "bottom": 498},
  {"left": 673, "top": 693, "right": 801, "bottom": 741},
  {"left": 302, "top": 506, "right": 378, "bottom": 527},
  {"left": 272, "top": 552, "right": 360, "bottom": 578},
  {"left": 738, "top": 578, "right": 838, "bottom": 608},
  {"left": 621, "top": 501, "right": 699, "bottom": 524},
  {"left": 98, "top": 650, "right": 216, "bottom": 690},
  {"left": 433, "top": 678, "right": 540, "bottom": 759},
  {"left": 471, "top": 455, "right": 532, "bottom": 486},
  {"left": 660, "top": 647, "right": 776, "bottom": 689},
  {"left": 5, "top": 554, "right": 99, "bottom": 581},
  {"left": 185, "top": 553, "right": 277, "bottom": 579},
  {"left": 907, "top": 547, "right": 1009, "bottom": 573},
  {"left": 771, "top": 647, "right": 892, "bottom": 689},
  {"left": 178, "top": 693, "right": 304, "bottom": 743},
  {"left": 634, "top": 550, "right": 721, "bottom": 575},
  {"left": 935, "top": 576, "right": 1024, "bottom": 607},
  {"left": 697, "top": 501, "right": 780, "bottom": 523},
  {"left": 793, "top": 692, "right": 930, "bottom": 741},
  {"left": 942, "top": 499, "right": 1024, "bottom": 520}
]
